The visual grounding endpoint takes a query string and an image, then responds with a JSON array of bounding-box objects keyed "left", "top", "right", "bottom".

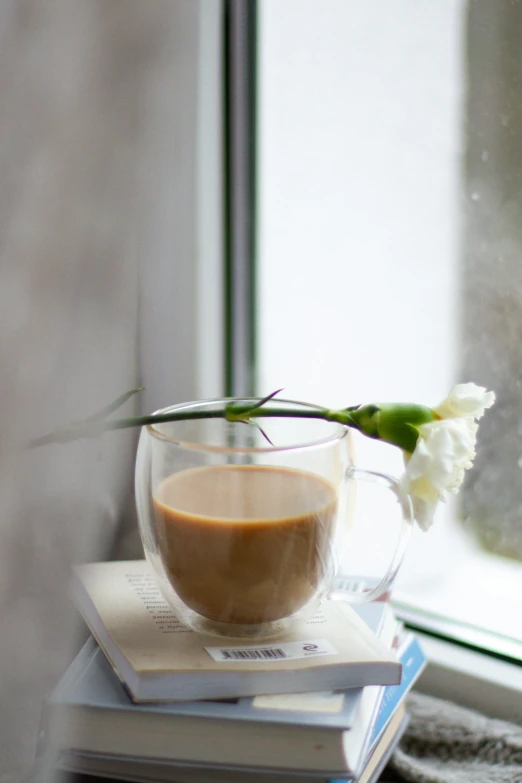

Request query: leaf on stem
[
  {"left": 237, "top": 419, "right": 275, "bottom": 447},
  {"left": 250, "top": 388, "right": 284, "bottom": 411}
]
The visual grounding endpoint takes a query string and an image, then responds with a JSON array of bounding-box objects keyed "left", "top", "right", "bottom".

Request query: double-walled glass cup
[{"left": 135, "top": 398, "right": 413, "bottom": 639}]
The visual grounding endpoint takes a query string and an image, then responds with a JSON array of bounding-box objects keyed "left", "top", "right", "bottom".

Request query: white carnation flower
[
  {"left": 434, "top": 382, "right": 495, "bottom": 421},
  {"left": 401, "top": 383, "right": 495, "bottom": 531}
]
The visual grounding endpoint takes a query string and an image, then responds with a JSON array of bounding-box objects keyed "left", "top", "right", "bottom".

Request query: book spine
[{"left": 368, "top": 635, "right": 425, "bottom": 747}]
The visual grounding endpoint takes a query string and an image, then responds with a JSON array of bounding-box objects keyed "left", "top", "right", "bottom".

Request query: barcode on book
[
  {"left": 220, "top": 647, "right": 287, "bottom": 660},
  {"left": 205, "top": 639, "right": 338, "bottom": 663}
]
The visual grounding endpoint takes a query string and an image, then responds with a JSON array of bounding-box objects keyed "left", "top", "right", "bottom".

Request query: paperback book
[{"left": 71, "top": 560, "right": 402, "bottom": 702}]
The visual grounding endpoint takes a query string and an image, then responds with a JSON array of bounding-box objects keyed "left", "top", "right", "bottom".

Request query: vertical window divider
[{"left": 224, "top": 0, "right": 258, "bottom": 398}]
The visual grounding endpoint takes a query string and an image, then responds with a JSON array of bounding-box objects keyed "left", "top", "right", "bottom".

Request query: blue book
[
  {"left": 44, "top": 602, "right": 400, "bottom": 778},
  {"left": 327, "top": 633, "right": 425, "bottom": 783},
  {"left": 369, "top": 633, "right": 426, "bottom": 748}
]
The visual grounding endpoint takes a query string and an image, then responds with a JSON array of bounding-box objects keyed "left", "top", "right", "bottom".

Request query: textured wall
[{"left": 0, "top": 2, "right": 200, "bottom": 779}]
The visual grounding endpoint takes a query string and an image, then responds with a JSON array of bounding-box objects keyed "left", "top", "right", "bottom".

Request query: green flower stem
[
  {"left": 112, "top": 408, "right": 358, "bottom": 430},
  {"left": 30, "top": 403, "right": 362, "bottom": 448},
  {"left": 226, "top": 403, "right": 358, "bottom": 428},
  {"left": 29, "top": 389, "right": 435, "bottom": 452}
]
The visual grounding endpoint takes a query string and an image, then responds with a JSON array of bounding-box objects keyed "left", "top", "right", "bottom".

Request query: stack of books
[{"left": 42, "top": 560, "right": 425, "bottom": 783}]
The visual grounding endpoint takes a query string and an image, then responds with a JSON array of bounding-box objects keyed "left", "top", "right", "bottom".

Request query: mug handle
[{"left": 326, "top": 466, "right": 414, "bottom": 604}]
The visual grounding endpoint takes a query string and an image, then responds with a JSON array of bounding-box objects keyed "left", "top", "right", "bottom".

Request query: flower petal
[
  {"left": 409, "top": 494, "right": 436, "bottom": 532},
  {"left": 434, "top": 383, "right": 496, "bottom": 420}
]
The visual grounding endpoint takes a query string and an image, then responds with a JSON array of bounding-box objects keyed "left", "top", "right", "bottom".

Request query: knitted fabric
[{"left": 382, "top": 692, "right": 522, "bottom": 783}]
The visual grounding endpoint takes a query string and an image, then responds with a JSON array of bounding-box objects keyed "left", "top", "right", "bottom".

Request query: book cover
[{"left": 71, "top": 560, "right": 401, "bottom": 701}]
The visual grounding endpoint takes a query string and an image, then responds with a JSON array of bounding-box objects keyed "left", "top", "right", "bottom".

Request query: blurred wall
[
  {"left": 0, "top": 1, "right": 220, "bottom": 779},
  {"left": 461, "top": 0, "right": 522, "bottom": 558}
]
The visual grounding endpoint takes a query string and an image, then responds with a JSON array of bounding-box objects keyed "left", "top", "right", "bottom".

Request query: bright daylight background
[{"left": 257, "top": 0, "right": 522, "bottom": 653}]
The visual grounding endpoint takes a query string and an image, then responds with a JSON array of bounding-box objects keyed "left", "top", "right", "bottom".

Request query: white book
[
  {"left": 54, "top": 708, "right": 409, "bottom": 783},
  {"left": 71, "top": 560, "right": 402, "bottom": 702}
]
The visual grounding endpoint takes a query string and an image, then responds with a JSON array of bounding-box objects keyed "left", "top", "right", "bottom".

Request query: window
[{"left": 254, "top": 0, "right": 522, "bottom": 662}]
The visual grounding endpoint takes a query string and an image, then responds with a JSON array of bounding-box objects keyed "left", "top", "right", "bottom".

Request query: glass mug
[{"left": 135, "top": 398, "right": 413, "bottom": 639}]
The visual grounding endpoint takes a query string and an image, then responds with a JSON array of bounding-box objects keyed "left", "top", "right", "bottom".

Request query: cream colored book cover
[{"left": 72, "top": 560, "right": 398, "bottom": 677}]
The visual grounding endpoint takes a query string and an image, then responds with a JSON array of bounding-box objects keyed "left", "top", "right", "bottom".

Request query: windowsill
[
  {"left": 411, "top": 630, "right": 522, "bottom": 725},
  {"left": 392, "top": 511, "right": 522, "bottom": 661},
  {"left": 391, "top": 513, "right": 522, "bottom": 722}
]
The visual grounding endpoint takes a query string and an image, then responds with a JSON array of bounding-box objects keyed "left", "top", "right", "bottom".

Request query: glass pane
[{"left": 257, "top": 0, "right": 522, "bottom": 657}]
